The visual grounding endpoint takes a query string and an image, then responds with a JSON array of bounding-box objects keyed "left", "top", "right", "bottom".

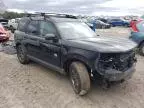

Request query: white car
[{"left": 8, "top": 18, "right": 21, "bottom": 33}]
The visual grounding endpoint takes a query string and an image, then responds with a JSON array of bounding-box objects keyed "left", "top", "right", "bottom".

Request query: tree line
[{"left": 0, "top": 11, "right": 25, "bottom": 19}]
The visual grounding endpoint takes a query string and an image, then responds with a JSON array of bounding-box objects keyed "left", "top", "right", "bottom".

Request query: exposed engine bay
[{"left": 96, "top": 50, "right": 137, "bottom": 75}]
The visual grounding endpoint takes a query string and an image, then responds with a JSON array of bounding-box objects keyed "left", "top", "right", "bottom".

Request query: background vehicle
[
  {"left": 95, "top": 20, "right": 111, "bottom": 29},
  {"left": 130, "top": 19, "right": 143, "bottom": 27},
  {"left": 130, "top": 20, "right": 144, "bottom": 56},
  {"left": 98, "top": 18, "right": 108, "bottom": 23},
  {"left": 108, "top": 18, "right": 130, "bottom": 27},
  {"left": 0, "top": 23, "right": 9, "bottom": 43},
  {"left": 87, "top": 20, "right": 111, "bottom": 30},
  {"left": 8, "top": 18, "right": 21, "bottom": 33},
  {"left": 0, "top": 18, "right": 8, "bottom": 30},
  {"left": 15, "top": 13, "right": 137, "bottom": 96}
]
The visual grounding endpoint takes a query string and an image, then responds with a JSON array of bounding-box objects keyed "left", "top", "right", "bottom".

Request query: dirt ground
[{"left": 0, "top": 27, "right": 144, "bottom": 108}]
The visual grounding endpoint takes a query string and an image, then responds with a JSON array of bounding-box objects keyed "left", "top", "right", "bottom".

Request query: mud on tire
[
  {"left": 16, "top": 45, "right": 30, "bottom": 64},
  {"left": 69, "top": 62, "right": 91, "bottom": 96}
]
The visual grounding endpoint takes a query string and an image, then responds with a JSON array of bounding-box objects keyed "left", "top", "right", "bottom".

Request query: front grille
[{"left": 96, "top": 50, "right": 136, "bottom": 74}]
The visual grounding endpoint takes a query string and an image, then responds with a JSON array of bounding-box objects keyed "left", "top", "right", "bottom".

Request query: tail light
[
  {"left": 131, "top": 20, "right": 142, "bottom": 32},
  {"left": 131, "top": 25, "right": 139, "bottom": 32}
]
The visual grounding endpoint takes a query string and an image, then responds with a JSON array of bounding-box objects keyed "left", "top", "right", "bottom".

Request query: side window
[
  {"left": 27, "top": 20, "right": 39, "bottom": 35},
  {"left": 40, "top": 21, "right": 57, "bottom": 36},
  {"left": 18, "top": 19, "right": 28, "bottom": 32}
]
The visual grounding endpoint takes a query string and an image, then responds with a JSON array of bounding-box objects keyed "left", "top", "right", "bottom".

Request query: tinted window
[
  {"left": 18, "top": 19, "right": 28, "bottom": 32},
  {"left": 40, "top": 21, "right": 56, "bottom": 36},
  {"left": 27, "top": 21, "right": 39, "bottom": 35},
  {"left": 137, "top": 21, "right": 144, "bottom": 32}
]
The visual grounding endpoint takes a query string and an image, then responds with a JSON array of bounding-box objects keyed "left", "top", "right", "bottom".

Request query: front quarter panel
[{"left": 61, "top": 45, "right": 99, "bottom": 70}]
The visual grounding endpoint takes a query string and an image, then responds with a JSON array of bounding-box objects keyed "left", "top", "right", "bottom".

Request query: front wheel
[
  {"left": 69, "top": 62, "right": 90, "bottom": 96},
  {"left": 139, "top": 42, "right": 144, "bottom": 56}
]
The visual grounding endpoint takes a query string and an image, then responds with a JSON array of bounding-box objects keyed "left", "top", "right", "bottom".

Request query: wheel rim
[
  {"left": 70, "top": 68, "right": 80, "bottom": 93},
  {"left": 17, "top": 46, "right": 25, "bottom": 62}
]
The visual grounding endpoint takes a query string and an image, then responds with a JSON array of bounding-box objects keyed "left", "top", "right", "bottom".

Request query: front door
[
  {"left": 25, "top": 20, "right": 41, "bottom": 59},
  {"left": 39, "top": 21, "right": 61, "bottom": 67}
]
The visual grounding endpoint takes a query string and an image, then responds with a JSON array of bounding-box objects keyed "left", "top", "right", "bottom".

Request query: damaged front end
[{"left": 95, "top": 50, "right": 137, "bottom": 81}]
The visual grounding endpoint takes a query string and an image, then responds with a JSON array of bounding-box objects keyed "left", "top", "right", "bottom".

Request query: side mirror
[{"left": 44, "top": 33, "right": 56, "bottom": 40}]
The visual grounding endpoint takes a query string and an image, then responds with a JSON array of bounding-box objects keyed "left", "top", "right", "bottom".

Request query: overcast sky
[{"left": 3, "top": 0, "right": 144, "bottom": 16}]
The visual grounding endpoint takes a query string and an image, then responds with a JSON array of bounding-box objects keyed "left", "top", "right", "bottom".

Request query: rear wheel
[
  {"left": 139, "top": 42, "right": 144, "bottom": 56},
  {"left": 69, "top": 62, "right": 90, "bottom": 96},
  {"left": 16, "top": 45, "right": 30, "bottom": 64}
]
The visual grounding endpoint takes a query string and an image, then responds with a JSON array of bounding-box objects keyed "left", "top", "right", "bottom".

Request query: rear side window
[
  {"left": 137, "top": 21, "right": 144, "bottom": 32},
  {"left": 18, "top": 19, "right": 28, "bottom": 32}
]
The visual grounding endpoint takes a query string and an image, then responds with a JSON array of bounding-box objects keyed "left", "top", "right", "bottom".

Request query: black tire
[
  {"left": 139, "top": 42, "right": 144, "bottom": 56},
  {"left": 69, "top": 62, "right": 90, "bottom": 96},
  {"left": 16, "top": 45, "right": 29, "bottom": 64}
]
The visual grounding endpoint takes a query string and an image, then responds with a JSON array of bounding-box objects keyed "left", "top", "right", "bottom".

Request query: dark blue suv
[
  {"left": 14, "top": 13, "right": 137, "bottom": 96},
  {"left": 109, "top": 18, "right": 130, "bottom": 27}
]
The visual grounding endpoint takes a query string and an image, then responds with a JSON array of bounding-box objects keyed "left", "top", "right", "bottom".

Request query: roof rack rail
[{"left": 25, "top": 12, "right": 77, "bottom": 19}]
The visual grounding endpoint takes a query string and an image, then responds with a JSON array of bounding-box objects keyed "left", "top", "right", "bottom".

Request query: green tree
[{"left": 1, "top": 11, "right": 25, "bottom": 19}]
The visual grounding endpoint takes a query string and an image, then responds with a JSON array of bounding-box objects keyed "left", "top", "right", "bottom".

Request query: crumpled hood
[{"left": 64, "top": 36, "right": 137, "bottom": 52}]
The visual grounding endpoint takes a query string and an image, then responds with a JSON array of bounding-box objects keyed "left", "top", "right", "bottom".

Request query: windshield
[{"left": 56, "top": 22, "right": 96, "bottom": 39}]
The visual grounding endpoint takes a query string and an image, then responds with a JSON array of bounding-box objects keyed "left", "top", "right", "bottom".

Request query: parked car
[
  {"left": 108, "top": 18, "right": 130, "bottom": 27},
  {"left": 130, "top": 19, "right": 143, "bottom": 27},
  {"left": 15, "top": 13, "right": 137, "bottom": 96},
  {"left": 95, "top": 20, "right": 111, "bottom": 29},
  {"left": 98, "top": 18, "right": 108, "bottom": 23},
  {"left": 0, "top": 23, "right": 9, "bottom": 43},
  {"left": 0, "top": 18, "right": 8, "bottom": 30},
  {"left": 8, "top": 18, "right": 21, "bottom": 33},
  {"left": 130, "top": 20, "right": 144, "bottom": 56},
  {"left": 87, "top": 20, "right": 111, "bottom": 30}
]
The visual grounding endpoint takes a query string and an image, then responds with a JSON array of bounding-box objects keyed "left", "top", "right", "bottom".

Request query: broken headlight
[{"left": 95, "top": 50, "right": 136, "bottom": 75}]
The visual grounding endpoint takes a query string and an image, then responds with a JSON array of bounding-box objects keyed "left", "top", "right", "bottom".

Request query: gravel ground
[{"left": 0, "top": 27, "right": 144, "bottom": 108}]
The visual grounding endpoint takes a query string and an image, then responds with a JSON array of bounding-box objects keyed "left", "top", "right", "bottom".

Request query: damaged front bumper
[
  {"left": 95, "top": 50, "right": 137, "bottom": 82},
  {"left": 104, "top": 65, "right": 135, "bottom": 81}
]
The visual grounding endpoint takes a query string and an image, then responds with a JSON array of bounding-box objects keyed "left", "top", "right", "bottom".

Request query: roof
[
  {"left": 50, "top": 17, "right": 80, "bottom": 22},
  {"left": 23, "top": 13, "right": 80, "bottom": 23}
]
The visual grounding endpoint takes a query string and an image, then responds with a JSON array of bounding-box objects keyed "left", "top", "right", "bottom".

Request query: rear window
[
  {"left": 18, "top": 18, "right": 29, "bottom": 32},
  {"left": 137, "top": 21, "right": 144, "bottom": 32}
]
